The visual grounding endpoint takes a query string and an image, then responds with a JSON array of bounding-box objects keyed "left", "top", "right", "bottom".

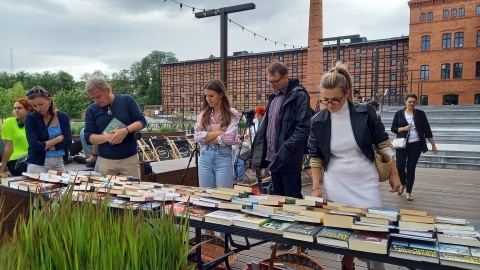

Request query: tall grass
[
  {"left": 70, "top": 122, "right": 84, "bottom": 136},
  {"left": 0, "top": 188, "right": 194, "bottom": 270}
]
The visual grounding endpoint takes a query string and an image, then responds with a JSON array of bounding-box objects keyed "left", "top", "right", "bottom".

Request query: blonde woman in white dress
[{"left": 308, "top": 63, "right": 401, "bottom": 270}]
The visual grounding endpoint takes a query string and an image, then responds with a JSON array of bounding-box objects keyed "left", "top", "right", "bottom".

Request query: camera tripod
[{"left": 180, "top": 140, "right": 200, "bottom": 186}]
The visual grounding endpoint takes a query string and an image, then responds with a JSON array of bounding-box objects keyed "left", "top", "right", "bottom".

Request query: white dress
[{"left": 323, "top": 102, "right": 382, "bottom": 208}]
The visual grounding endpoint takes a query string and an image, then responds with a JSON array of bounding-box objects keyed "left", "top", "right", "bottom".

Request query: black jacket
[
  {"left": 308, "top": 101, "right": 389, "bottom": 171},
  {"left": 252, "top": 78, "right": 311, "bottom": 172},
  {"left": 391, "top": 108, "right": 433, "bottom": 153}
]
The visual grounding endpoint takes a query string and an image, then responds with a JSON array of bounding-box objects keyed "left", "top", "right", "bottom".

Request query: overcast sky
[{"left": 0, "top": 0, "right": 410, "bottom": 81}]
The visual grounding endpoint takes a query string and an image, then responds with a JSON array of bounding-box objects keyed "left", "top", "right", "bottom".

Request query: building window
[
  {"left": 453, "top": 63, "right": 463, "bottom": 78},
  {"left": 454, "top": 32, "right": 464, "bottom": 48},
  {"left": 420, "top": 65, "right": 429, "bottom": 80},
  {"left": 265, "top": 94, "right": 269, "bottom": 100},
  {"left": 477, "top": 30, "right": 480, "bottom": 46},
  {"left": 354, "top": 76, "right": 360, "bottom": 82},
  {"left": 323, "top": 64, "right": 328, "bottom": 71},
  {"left": 180, "top": 65, "right": 184, "bottom": 70},
  {"left": 257, "top": 58, "right": 261, "bottom": 63},
  {"left": 292, "top": 67, "right": 298, "bottom": 73},
  {"left": 391, "top": 74, "right": 397, "bottom": 81},
  {"left": 372, "top": 75, "right": 376, "bottom": 82},
  {"left": 170, "top": 66, "right": 174, "bottom": 71},
  {"left": 392, "top": 44, "right": 397, "bottom": 51},
  {"left": 170, "top": 97, "right": 174, "bottom": 103},
  {"left": 233, "top": 60, "right": 237, "bottom": 66},
  {"left": 233, "top": 83, "right": 237, "bottom": 89},
  {"left": 339, "top": 50, "right": 344, "bottom": 56},
  {"left": 257, "top": 82, "right": 262, "bottom": 88},
  {"left": 245, "top": 71, "right": 249, "bottom": 76},
  {"left": 279, "top": 55, "right": 284, "bottom": 62},
  {"left": 210, "top": 73, "right": 214, "bottom": 79},
  {"left": 170, "top": 77, "right": 174, "bottom": 82},
  {"left": 355, "top": 48, "right": 361, "bottom": 54},
  {"left": 442, "top": 33, "right": 451, "bottom": 49},
  {"left": 245, "top": 83, "right": 249, "bottom": 89},
  {"left": 200, "top": 63, "right": 204, "bottom": 69},
  {"left": 200, "top": 74, "right": 204, "bottom": 80},
  {"left": 443, "top": 9, "right": 449, "bottom": 19},
  {"left": 427, "top": 12, "right": 433, "bottom": 21},
  {"left": 190, "top": 86, "right": 193, "bottom": 91},
  {"left": 475, "top": 94, "right": 480, "bottom": 105},
  {"left": 190, "top": 75, "right": 193, "bottom": 80},
  {"left": 421, "top": 35, "right": 430, "bottom": 51},
  {"left": 477, "top": 5, "right": 480, "bottom": 14},
  {"left": 245, "top": 94, "right": 249, "bottom": 100},
  {"left": 441, "top": 63, "right": 451, "bottom": 79},
  {"left": 180, "top": 87, "right": 184, "bottom": 92},
  {"left": 233, "top": 71, "right": 237, "bottom": 78},
  {"left": 293, "top": 53, "right": 298, "bottom": 60},
  {"left": 233, "top": 95, "right": 237, "bottom": 101},
  {"left": 180, "top": 76, "right": 183, "bottom": 81},
  {"left": 420, "top": 95, "right": 428, "bottom": 105},
  {"left": 170, "top": 86, "right": 174, "bottom": 92},
  {"left": 451, "top": 8, "right": 457, "bottom": 18},
  {"left": 245, "top": 59, "right": 249, "bottom": 64},
  {"left": 354, "top": 62, "right": 360, "bottom": 68},
  {"left": 257, "top": 94, "right": 262, "bottom": 100},
  {"left": 210, "top": 62, "right": 214, "bottom": 67},
  {"left": 459, "top": 7, "right": 465, "bottom": 17},
  {"left": 391, "top": 59, "right": 397, "bottom": 66},
  {"left": 190, "top": 64, "right": 193, "bottom": 70},
  {"left": 420, "top": 13, "right": 426, "bottom": 21},
  {"left": 190, "top": 97, "right": 194, "bottom": 102},
  {"left": 373, "top": 60, "right": 377, "bottom": 67},
  {"left": 266, "top": 57, "right": 270, "bottom": 63},
  {"left": 257, "top": 69, "right": 262, "bottom": 75},
  {"left": 323, "top": 51, "right": 328, "bottom": 57}
]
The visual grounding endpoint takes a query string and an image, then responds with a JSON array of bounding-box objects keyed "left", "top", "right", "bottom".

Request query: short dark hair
[
  {"left": 369, "top": 100, "right": 380, "bottom": 108},
  {"left": 405, "top": 93, "right": 418, "bottom": 100},
  {"left": 267, "top": 62, "right": 288, "bottom": 77}
]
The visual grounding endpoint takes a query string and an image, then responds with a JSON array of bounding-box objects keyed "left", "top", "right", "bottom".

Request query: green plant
[
  {"left": 0, "top": 189, "right": 194, "bottom": 270},
  {"left": 159, "top": 127, "right": 179, "bottom": 132},
  {"left": 70, "top": 122, "right": 84, "bottom": 135}
]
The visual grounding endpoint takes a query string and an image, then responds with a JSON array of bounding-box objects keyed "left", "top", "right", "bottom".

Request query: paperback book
[
  {"left": 316, "top": 227, "right": 354, "bottom": 248},
  {"left": 283, "top": 222, "right": 324, "bottom": 243}
]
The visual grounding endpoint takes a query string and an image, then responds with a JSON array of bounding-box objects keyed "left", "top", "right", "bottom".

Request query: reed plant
[
  {"left": 0, "top": 189, "right": 194, "bottom": 270},
  {"left": 70, "top": 122, "right": 84, "bottom": 136}
]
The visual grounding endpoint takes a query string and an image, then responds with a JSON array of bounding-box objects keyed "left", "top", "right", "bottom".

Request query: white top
[
  {"left": 248, "top": 118, "right": 260, "bottom": 143},
  {"left": 404, "top": 111, "right": 420, "bottom": 143},
  {"left": 323, "top": 102, "right": 382, "bottom": 208}
]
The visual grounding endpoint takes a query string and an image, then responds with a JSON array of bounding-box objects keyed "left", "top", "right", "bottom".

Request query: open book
[{"left": 102, "top": 117, "right": 126, "bottom": 134}]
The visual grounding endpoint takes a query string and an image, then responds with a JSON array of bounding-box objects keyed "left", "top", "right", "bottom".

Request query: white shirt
[{"left": 404, "top": 111, "right": 420, "bottom": 143}]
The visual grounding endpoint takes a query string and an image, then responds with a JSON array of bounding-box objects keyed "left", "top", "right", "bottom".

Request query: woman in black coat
[{"left": 391, "top": 93, "right": 437, "bottom": 201}]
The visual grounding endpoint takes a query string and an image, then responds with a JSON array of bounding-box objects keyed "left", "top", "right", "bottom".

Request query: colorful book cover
[
  {"left": 102, "top": 117, "right": 126, "bottom": 134},
  {"left": 471, "top": 247, "right": 480, "bottom": 257},
  {"left": 439, "top": 243, "right": 470, "bottom": 255},
  {"left": 439, "top": 252, "right": 480, "bottom": 265},
  {"left": 283, "top": 222, "right": 323, "bottom": 236},
  {"left": 260, "top": 220, "right": 293, "bottom": 233},
  {"left": 317, "top": 227, "right": 354, "bottom": 241},
  {"left": 391, "top": 241, "right": 439, "bottom": 258}
]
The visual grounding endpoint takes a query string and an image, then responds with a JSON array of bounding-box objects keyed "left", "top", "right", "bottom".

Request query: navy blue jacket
[
  {"left": 391, "top": 108, "right": 433, "bottom": 153},
  {"left": 25, "top": 111, "right": 72, "bottom": 166}
]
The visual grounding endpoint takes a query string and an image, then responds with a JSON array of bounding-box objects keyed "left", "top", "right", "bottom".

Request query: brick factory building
[{"left": 161, "top": 0, "right": 479, "bottom": 115}]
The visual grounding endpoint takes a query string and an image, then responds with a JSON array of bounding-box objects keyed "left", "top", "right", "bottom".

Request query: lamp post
[{"left": 181, "top": 93, "right": 186, "bottom": 131}]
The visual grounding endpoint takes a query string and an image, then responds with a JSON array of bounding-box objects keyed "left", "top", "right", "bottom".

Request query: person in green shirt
[{"left": 0, "top": 98, "right": 33, "bottom": 177}]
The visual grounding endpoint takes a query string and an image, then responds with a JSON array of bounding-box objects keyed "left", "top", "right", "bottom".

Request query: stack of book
[{"left": 397, "top": 209, "right": 435, "bottom": 239}]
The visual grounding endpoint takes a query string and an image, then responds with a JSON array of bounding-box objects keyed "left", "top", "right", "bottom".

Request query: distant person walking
[{"left": 391, "top": 93, "right": 438, "bottom": 201}]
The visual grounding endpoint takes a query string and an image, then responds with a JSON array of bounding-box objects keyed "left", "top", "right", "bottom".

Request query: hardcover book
[
  {"left": 367, "top": 206, "right": 399, "bottom": 216},
  {"left": 390, "top": 240, "right": 439, "bottom": 263},
  {"left": 232, "top": 214, "right": 270, "bottom": 230},
  {"left": 439, "top": 243, "right": 471, "bottom": 255},
  {"left": 259, "top": 220, "right": 294, "bottom": 235},
  {"left": 283, "top": 222, "right": 324, "bottom": 243},
  {"left": 102, "top": 117, "right": 126, "bottom": 134},
  {"left": 437, "top": 233, "right": 480, "bottom": 247},
  {"left": 348, "top": 231, "right": 390, "bottom": 254},
  {"left": 204, "top": 210, "right": 246, "bottom": 226},
  {"left": 316, "top": 227, "right": 353, "bottom": 248},
  {"left": 439, "top": 252, "right": 480, "bottom": 269}
]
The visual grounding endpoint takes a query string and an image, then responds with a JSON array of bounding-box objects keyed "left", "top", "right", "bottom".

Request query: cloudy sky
[{"left": 0, "top": 0, "right": 410, "bottom": 80}]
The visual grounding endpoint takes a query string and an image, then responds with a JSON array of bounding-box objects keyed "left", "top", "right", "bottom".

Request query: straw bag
[
  {"left": 373, "top": 145, "right": 392, "bottom": 182},
  {"left": 189, "top": 231, "right": 236, "bottom": 269},
  {"left": 260, "top": 243, "right": 326, "bottom": 270}
]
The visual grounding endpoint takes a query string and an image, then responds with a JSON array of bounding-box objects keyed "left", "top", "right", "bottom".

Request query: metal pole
[{"left": 220, "top": 10, "right": 227, "bottom": 84}]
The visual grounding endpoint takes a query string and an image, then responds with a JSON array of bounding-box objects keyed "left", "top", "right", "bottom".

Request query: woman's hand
[
  {"left": 311, "top": 187, "right": 323, "bottom": 199},
  {"left": 0, "top": 172, "right": 9, "bottom": 178},
  {"left": 388, "top": 172, "right": 401, "bottom": 193},
  {"left": 431, "top": 145, "right": 438, "bottom": 155},
  {"left": 197, "top": 126, "right": 205, "bottom": 131}
]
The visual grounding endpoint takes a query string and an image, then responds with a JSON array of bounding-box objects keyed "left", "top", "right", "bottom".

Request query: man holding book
[{"left": 83, "top": 77, "right": 147, "bottom": 178}]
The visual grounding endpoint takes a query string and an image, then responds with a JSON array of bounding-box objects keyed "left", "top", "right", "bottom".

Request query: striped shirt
[{"left": 265, "top": 89, "right": 286, "bottom": 161}]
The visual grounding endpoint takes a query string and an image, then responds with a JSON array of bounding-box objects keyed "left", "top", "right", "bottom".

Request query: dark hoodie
[{"left": 251, "top": 78, "right": 312, "bottom": 172}]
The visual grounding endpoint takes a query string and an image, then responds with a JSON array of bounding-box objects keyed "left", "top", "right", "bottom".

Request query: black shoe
[
  {"left": 86, "top": 162, "right": 95, "bottom": 168},
  {"left": 270, "top": 243, "right": 294, "bottom": 251},
  {"left": 72, "top": 156, "right": 86, "bottom": 164}
]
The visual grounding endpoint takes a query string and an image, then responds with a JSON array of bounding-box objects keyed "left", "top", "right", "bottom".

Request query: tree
[
  {"left": 53, "top": 89, "right": 92, "bottom": 119},
  {"left": 0, "top": 82, "right": 26, "bottom": 120},
  {"left": 110, "top": 69, "right": 134, "bottom": 96},
  {"left": 130, "top": 51, "right": 178, "bottom": 109}
]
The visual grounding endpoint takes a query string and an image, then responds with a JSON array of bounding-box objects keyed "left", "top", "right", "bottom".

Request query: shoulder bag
[
  {"left": 14, "top": 116, "right": 55, "bottom": 172},
  {"left": 392, "top": 110, "right": 415, "bottom": 149}
]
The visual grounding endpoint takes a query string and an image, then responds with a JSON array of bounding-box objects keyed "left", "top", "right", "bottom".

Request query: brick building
[{"left": 408, "top": 0, "right": 480, "bottom": 105}]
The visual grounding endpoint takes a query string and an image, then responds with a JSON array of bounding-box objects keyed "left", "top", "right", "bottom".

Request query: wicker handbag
[
  {"left": 260, "top": 243, "right": 327, "bottom": 270},
  {"left": 189, "top": 231, "right": 236, "bottom": 270},
  {"left": 373, "top": 145, "right": 392, "bottom": 182}
]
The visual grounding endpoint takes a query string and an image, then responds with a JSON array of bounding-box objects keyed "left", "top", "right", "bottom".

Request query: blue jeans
[
  {"left": 198, "top": 144, "right": 234, "bottom": 188},
  {"left": 234, "top": 158, "right": 246, "bottom": 179},
  {"left": 80, "top": 128, "right": 99, "bottom": 172}
]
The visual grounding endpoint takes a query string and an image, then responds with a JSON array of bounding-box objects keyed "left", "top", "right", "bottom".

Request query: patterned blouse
[{"left": 194, "top": 108, "right": 240, "bottom": 146}]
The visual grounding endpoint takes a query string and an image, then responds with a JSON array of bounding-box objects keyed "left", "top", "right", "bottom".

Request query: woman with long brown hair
[
  {"left": 0, "top": 98, "right": 33, "bottom": 176},
  {"left": 194, "top": 79, "right": 239, "bottom": 188}
]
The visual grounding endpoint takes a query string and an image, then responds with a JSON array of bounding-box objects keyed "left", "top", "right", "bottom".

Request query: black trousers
[
  {"left": 7, "top": 160, "right": 25, "bottom": 176},
  {"left": 270, "top": 171, "right": 303, "bottom": 199},
  {"left": 395, "top": 141, "right": 422, "bottom": 193}
]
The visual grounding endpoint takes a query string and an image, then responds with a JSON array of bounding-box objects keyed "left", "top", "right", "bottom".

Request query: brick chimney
[{"left": 305, "top": 0, "right": 323, "bottom": 109}]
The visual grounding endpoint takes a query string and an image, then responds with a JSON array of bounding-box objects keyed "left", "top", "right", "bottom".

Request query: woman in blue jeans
[{"left": 194, "top": 79, "right": 239, "bottom": 188}]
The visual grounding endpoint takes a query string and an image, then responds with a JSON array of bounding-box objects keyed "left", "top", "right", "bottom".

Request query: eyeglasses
[
  {"left": 319, "top": 95, "right": 345, "bottom": 106},
  {"left": 267, "top": 74, "right": 285, "bottom": 85},
  {"left": 16, "top": 118, "right": 24, "bottom": 128},
  {"left": 26, "top": 87, "right": 49, "bottom": 97}
]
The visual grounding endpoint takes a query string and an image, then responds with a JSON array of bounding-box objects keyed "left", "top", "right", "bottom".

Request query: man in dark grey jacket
[{"left": 252, "top": 62, "right": 312, "bottom": 199}]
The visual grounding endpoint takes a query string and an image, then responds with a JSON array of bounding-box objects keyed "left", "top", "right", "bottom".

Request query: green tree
[
  {"left": 130, "top": 50, "right": 178, "bottom": 109},
  {"left": 0, "top": 82, "right": 26, "bottom": 120},
  {"left": 53, "top": 89, "right": 92, "bottom": 119},
  {"left": 110, "top": 69, "right": 134, "bottom": 96}
]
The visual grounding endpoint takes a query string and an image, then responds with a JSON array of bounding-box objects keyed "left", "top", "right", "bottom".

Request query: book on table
[
  {"left": 232, "top": 214, "right": 270, "bottom": 230},
  {"left": 401, "top": 214, "right": 435, "bottom": 224},
  {"left": 259, "top": 220, "right": 294, "bottom": 235},
  {"left": 398, "top": 220, "right": 435, "bottom": 231},
  {"left": 435, "top": 216, "right": 467, "bottom": 225},
  {"left": 439, "top": 244, "right": 480, "bottom": 269},
  {"left": 185, "top": 205, "right": 216, "bottom": 221},
  {"left": 316, "top": 227, "right": 354, "bottom": 248},
  {"left": 322, "top": 212, "right": 359, "bottom": 229},
  {"left": 350, "top": 221, "right": 396, "bottom": 232},
  {"left": 204, "top": 210, "right": 246, "bottom": 226},
  {"left": 389, "top": 240, "right": 439, "bottom": 263},
  {"left": 360, "top": 216, "right": 394, "bottom": 225},
  {"left": 390, "top": 232, "right": 437, "bottom": 243},
  {"left": 397, "top": 228, "right": 435, "bottom": 238},
  {"left": 348, "top": 231, "right": 390, "bottom": 254},
  {"left": 102, "top": 117, "right": 126, "bottom": 134},
  {"left": 367, "top": 206, "right": 399, "bottom": 217},
  {"left": 435, "top": 223, "right": 476, "bottom": 232},
  {"left": 282, "top": 222, "right": 324, "bottom": 243},
  {"left": 399, "top": 208, "right": 429, "bottom": 217},
  {"left": 437, "top": 232, "right": 480, "bottom": 247}
]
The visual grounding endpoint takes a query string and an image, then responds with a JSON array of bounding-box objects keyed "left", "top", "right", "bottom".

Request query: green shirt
[{"left": 2, "top": 117, "right": 28, "bottom": 161}]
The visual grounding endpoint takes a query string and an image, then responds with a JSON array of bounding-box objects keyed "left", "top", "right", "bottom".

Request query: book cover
[
  {"left": 435, "top": 216, "right": 466, "bottom": 225},
  {"left": 439, "top": 252, "right": 480, "bottom": 268},
  {"left": 367, "top": 206, "right": 399, "bottom": 216},
  {"left": 399, "top": 208, "right": 428, "bottom": 217},
  {"left": 204, "top": 210, "right": 245, "bottom": 226},
  {"left": 401, "top": 214, "right": 435, "bottom": 224},
  {"left": 232, "top": 214, "right": 270, "bottom": 230},
  {"left": 241, "top": 208, "right": 272, "bottom": 218},
  {"left": 390, "top": 240, "right": 439, "bottom": 263},
  {"left": 390, "top": 233, "right": 436, "bottom": 243},
  {"left": 348, "top": 231, "right": 389, "bottom": 254},
  {"left": 316, "top": 227, "right": 353, "bottom": 248},
  {"left": 283, "top": 222, "right": 324, "bottom": 242},
  {"left": 437, "top": 233, "right": 480, "bottom": 247},
  {"left": 471, "top": 247, "right": 480, "bottom": 257},
  {"left": 102, "top": 117, "right": 126, "bottom": 134},
  {"left": 259, "top": 220, "right": 293, "bottom": 235},
  {"left": 439, "top": 243, "right": 470, "bottom": 255}
]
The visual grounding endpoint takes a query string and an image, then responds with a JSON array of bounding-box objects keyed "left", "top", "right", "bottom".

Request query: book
[
  {"left": 399, "top": 209, "right": 428, "bottom": 217},
  {"left": 367, "top": 206, "right": 399, "bottom": 216},
  {"left": 232, "top": 214, "right": 270, "bottom": 230},
  {"left": 102, "top": 117, "right": 126, "bottom": 134},
  {"left": 390, "top": 233, "right": 437, "bottom": 243},
  {"left": 282, "top": 204, "right": 307, "bottom": 214},
  {"left": 185, "top": 205, "right": 215, "bottom": 221},
  {"left": 270, "top": 212, "right": 296, "bottom": 222},
  {"left": 1, "top": 175, "right": 28, "bottom": 186},
  {"left": 359, "top": 216, "right": 392, "bottom": 225},
  {"left": 365, "top": 212, "right": 399, "bottom": 222},
  {"left": 283, "top": 222, "right": 324, "bottom": 242},
  {"left": 398, "top": 228, "right": 435, "bottom": 238},
  {"left": 435, "top": 223, "right": 476, "bottom": 232},
  {"left": 294, "top": 199, "right": 322, "bottom": 207},
  {"left": 294, "top": 212, "right": 324, "bottom": 224},
  {"left": 241, "top": 208, "right": 271, "bottom": 218},
  {"left": 398, "top": 220, "right": 435, "bottom": 231},
  {"left": 348, "top": 231, "right": 389, "bottom": 254},
  {"left": 435, "top": 216, "right": 467, "bottom": 225},
  {"left": 218, "top": 202, "right": 247, "bottom": 211},
  {"left": 253, "top": 204, "right": 282, "bottom": 214},
  {"left": 439, "top": 243, "right": 471, "bottom": 255},
  {"left": 322, "top": 213, "right": 359, "bottom": 229},
  {"left": 350, "top": 221, "right": 395, "bottom": 232},
  {"left": 401, "top": 214, "right": 435, "bottom": 224},
  {"left": 471, "top": 247, "right": 480, "bottom": 257},
  {"left": 439, "top": 252, "right": 480, "bottom": 269},
  {"left": 204, "top": 210, "right": 246, "bottom": 226},
  {"left": 316, "top": 227, "right": 353, "bottom": 248},
  {"left": 437, "top": 233, "right": 480, "bottom": 247},
  {"left": 389, "top": 240, "right": 439, "bottom": 263},
  {"left": 259, "top": 220, "right": 294, "bottom": 235}
]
